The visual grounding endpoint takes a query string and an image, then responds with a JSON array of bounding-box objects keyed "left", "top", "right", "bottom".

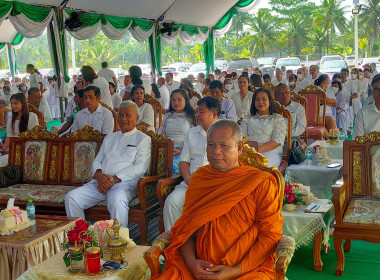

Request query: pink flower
[
  {"left": 285, "top": 185, "right": 292, "bottom": 195},
  {"left": 287, "top": 193, "right": 296, "bottom": 204}
]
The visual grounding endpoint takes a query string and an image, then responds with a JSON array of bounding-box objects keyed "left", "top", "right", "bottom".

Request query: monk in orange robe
[{"left": 150, "top": 119, "right": 283, "bottom": 280}]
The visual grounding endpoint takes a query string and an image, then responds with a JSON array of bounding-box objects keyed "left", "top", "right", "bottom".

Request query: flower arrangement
[{"left": 283, "top": 184, "right": 307, "bottom": 207}]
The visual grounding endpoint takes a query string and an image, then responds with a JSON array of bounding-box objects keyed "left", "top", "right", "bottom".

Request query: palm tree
[
  {"left": 229, "top": 12, "right": 253, "bottom": 39},
  {"left": 313, "top": 0, "right": 347, "bottom": 55},
  {"left": 281, "top": 13, "right": 309, "bottom": 55},
  {"left": 359, "top": 0, "right": 380, "bottom": 55},
  {"left": 243, "top": 8, "right": 276, "bottom": 57}
]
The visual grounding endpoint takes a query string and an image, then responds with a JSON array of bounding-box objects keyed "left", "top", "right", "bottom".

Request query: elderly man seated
[
  {"left": 71, "top": 85, "right": 114, "bottom": 134},
  {"left": 209, "top": 80, "right": 237, "bottom": 121},
  {"left": 275, "top": 83, "right": 306, "bottom": 144},
  {"left": 65, "top": 101, "right": 151, "bottom": 228},
  {"left": 150, "top": 119, "right": 283, "bottom": 280},
  {"left": 163, "top": 96, "right": 220, "bottom": 231},
  {"left": 27, "top": 87, "right": 53, "bottom": 122}
]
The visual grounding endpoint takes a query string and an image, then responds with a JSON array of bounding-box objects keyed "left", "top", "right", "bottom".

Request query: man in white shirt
[
  {"left": 272, "top": 68, "right": 288, "bottom": 86},
  {"left": 295, "top": 68, "right": 310, "bottom": 92},
  {"left": 157, "top": 77, "right": 170, "bottom": 111},
  {"left": 109, "top": 82, "right": 122, "bottom": 111},
  {"left": 65, "top": 101, "right": 151, "bottom": 228},
  {"left": 27, "top": 87, "right": 53, "bottom": 122},
  {"left": 275, "top": 84, "right": 306, "bottom": 139},
  {"left": 307, "top": 65, "right": 320, "bottom": 84},
  {"left": 354, "top": 76, "right": 380, "bottom": 138},
  {"left": 370, "top": 63, "right": 379, "bottom": 79},
  {"left": 165, "top": 73, "right": 180, "bottom": 94},
  {"left": 195, "top": 73, "right": 205, "bottom": 94},
  {"left": 71, "top": 85, "right": 114, "bottom": 134},
  {"left": 214, "top": 69, "right": 225, "bottom": 84},
  {"left": 97, "top": 61, "right": 117, "bottom": 85},
  {"left": 163, "top": 96, "right": 220, "bottom": 231},
  {"left": 210, "top": 80, "right": 237, "bottom": 121}
]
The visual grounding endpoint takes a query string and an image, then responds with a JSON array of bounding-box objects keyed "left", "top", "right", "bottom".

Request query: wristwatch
[{"left": 109, "top": 177, "right": 116, "bottom": 185}]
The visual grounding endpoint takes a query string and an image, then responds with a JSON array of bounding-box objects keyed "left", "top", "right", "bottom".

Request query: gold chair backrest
[
  {"left": 144, "top": 95, "right": 163, "bottom": 130},
  {"left": 298, "top": 84, "right": 326, "bottom": 127},
  {"left": 275, "top": 102, "right": 292, "bottom": 160},
  {"left": 99, "top": 101, "right": 118, "bottom": 132},
  {"left": 263, "top": 82, "right": 276, "bottom": 97},
  {"left": 28, "top": 104, "right": 45, "bottom": 127}
]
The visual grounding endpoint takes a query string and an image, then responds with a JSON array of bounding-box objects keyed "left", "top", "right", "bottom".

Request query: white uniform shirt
[
  {"left": 71, "top": 104, "right": 114, "bottom": 134},
  {"left": 294, "top": 79, "right": 311, "bottom": 93},
  {"left": 97, "top": 68, "right": 115, "bottom": 83},
  {"left": 158, "top": 85, "right": 170, "bottom": 110},
  {"left": 111, "top": 93, "right": 122, "bottom": 110},
  {"left": 158, "top": 112, "right": 194, "bottom": 148},
  {"left": 353, "top": 103, "right": 380, "bottom": 138},
  {"left": 165, "top": 80, "right": 180, "bottom": 94},
  {"left": 220, "top": 98, "right": 238, "bottom": 121},
  {"left": 361, "top": 78, "right": 369, "bottom": 99},
  {"left": 7, "top": 112, "right": 39, "bottom": 137},
  {"left": 180, "top": 125, "right": 208, "bottom": 175},
  {"left": 137, "top": 103, "right": 155, "bottom": 131},
  {"left": 272, "top": 77, "right": 288, "bottom": 86},
  {"left": 90, "top": 77, "right": 113, "bottom": 108},
  {"left": 65, "top": 98, "right": 76, "bottom": 117},
  {"left": 195, "top": 82, "right": 205, "bottom": 94},
  {"left": 319, "top": 87, "right": 337, "bottom": 117},
  {"left": 29, "top": 73, "right": 43, "bottom": 89},
  {"left": 286, "top": 101, "right": 306, "bottom": 137},
  {"left": 230, "top": 91, "right": 254, "bottom": 119},
  {"left": 91, "top": 129, "right": 151, "bottom": 186}
]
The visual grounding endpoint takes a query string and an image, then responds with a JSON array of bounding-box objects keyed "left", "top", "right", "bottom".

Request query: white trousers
[
  {"left": 163, "top": 181, "right": 188, "bottom": 231},
  {"left": 65, "top": 180, "right": 137, "bottom": 227}
]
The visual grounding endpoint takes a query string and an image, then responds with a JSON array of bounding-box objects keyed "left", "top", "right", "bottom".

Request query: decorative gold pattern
[
  {"left": 49, "top": 145, "right": 58, "bottom": 180},
  {"left": 66, "top": 125, "right": 106, "bottom": 140},
  {"left": 18, "top": 126, "right": 56, "bottom": 140},
  {"left": 157, "top": 147, "right": 165, "bottom": 175},
  {"left": 137, "top": 125, "right": 164, "bottom": 141},
  {"left": 0, "top": 232, "right": 43, "bottom": 241},
  {"left": 353, "top": 151, "right": 363, "bottom": 195},
  {"left": 355, "top": 131, "right": 380, "bottom": 144},
  {"left": 38, "top": 219, "right": 63, "bottom": 228},
  {"left": 144, "top": 94, "right": 157, "bottom": 103},
  {"left": 63, "top": 146, "right": 70, "bottom": 180},
  {"left": 239, "top": 144, "right": 269, "bottom": 169},
  {"left": 340, "top": 189, "right": 346, "bottom": 208},
  {"left": 263, "top": 82, "right": 275, "bottom": 94},
  {"left": 163, "top": 185, "right": 176, "bottom": 199},
  {"left": 298, "top": 84, "right": 325, "bottom": 94},
  {"left": 15, "top": 145, "right": 21, "bottom": 166}
]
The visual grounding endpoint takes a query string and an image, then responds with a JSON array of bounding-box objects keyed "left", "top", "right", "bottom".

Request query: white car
[
  {"left": 361, "top": 57, "right": 380, "bottom": 71},
  {"left": 186, "top": 63, "right": 207, "bottom": 79},
  {"left": 320, "top": 55, "right": 343, "bottom": 65},
  {"left": 137, "top": 64, "right": 152, "bottom": 80},
  {"left": 275, "top": 57, "right": 302, "bottom": 73},
  {"left": 320, "top": 60, "right": 348, "bottom": 79},
  {"left": 161, "top": 65, "right": 188, "bottom": 82}
]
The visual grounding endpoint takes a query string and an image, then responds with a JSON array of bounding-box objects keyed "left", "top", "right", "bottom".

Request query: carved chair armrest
[
  {"left": 143, "top": 231, "right": 171, "bottom": 277},
  {"left": 136, "top": 175, "right": 163, "bottom": 209},
  {"left": 275, "top": 235, "right": 295, "bottom": 280},
  {"left": 156, "top": 175, "right": 183, "bottom": 209},
  {"left": 332, "top": 182, "right": 348, "bottom": 223}
]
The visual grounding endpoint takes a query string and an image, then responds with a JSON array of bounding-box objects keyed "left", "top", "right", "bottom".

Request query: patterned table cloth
[
  {"left": 309, "top": 140, "right": 343, "bottom": 160},
  {"left": 285, "top": 159, "right": 343, "bottom": 199}
]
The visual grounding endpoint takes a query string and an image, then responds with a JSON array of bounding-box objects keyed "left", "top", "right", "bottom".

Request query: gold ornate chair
[
  {"left": 263, "top": 82, "right": 276, "bottom": 97},
  {"left": 332, "top": 131, "right": 380, "bottom": 276},
  {"left": 28, "top": 104, "right": 45, "bottom": 127},
  {"left": 299, "top": 85, "right": 326, "bottom": 141},
  {"left": 144, "top": 95, "right": 163, "bottom": 130},
  {"left": 291, "top": 92, "right": 308, "bottom": 143},
  {"left": 144, "top": 144, "right": 295, "bottom": 280},
  {"left": 99, "top": 101, "right": 118, "bottom": 132},
  {"left": 275, "top": 102, "right": 292, "bottom": 161}
]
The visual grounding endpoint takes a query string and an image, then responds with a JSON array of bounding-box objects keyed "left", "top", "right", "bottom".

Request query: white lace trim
[
  {"left": 0, "top": 219, "right": 36, "bottom": 236},
  {"left": 292, "top": 215, "right": 326, "bottom": 249}
]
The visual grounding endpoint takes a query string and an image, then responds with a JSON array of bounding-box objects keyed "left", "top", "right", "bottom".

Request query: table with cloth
[
  {"left": 283, "top": 199, "right": 334, "bottom": 271},
  {"left": 0, "top": 215, "right": 78, "bottom": 280},
  {"left": 18, "top": 245, "right": 151, "bottom": 280},
  {"left": 285, "top": 160, "right": 343, "bottom": 199},
  {"left": 309, "top": 140, "right": 343, "bottom": 160}
]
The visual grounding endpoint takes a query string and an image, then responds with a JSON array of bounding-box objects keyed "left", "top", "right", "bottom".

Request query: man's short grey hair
[
  {"left": 207, "top": 119, "right": 242, "bottom": 144},
  {"left": 119, "top": 100, "right": 138, "bottom": 113}
]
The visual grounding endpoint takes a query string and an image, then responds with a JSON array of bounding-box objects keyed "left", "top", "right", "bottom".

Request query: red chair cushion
[{"left": 307, "top": 126, "right": 324, "bottom": 135}]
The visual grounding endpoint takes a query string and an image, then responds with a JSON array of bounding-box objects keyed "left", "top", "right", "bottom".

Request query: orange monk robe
[{"left": 150, "top": 164, "right": 283, "bottom": 280}]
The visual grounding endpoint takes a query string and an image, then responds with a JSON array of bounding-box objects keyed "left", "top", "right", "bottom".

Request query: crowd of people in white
[{"left": 0, "top": 61, "right": 379, "bottom": 229}]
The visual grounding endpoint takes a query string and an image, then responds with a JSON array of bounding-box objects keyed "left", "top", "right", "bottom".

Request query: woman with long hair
[
  {"left": 241, "top": 88, "right": 286, "bottom": 167},
  {"left": 230, "top": 75, "right": 254, "bottom": 124},
  {"left": 179, "top": 79, "right": 199, "bottom": 109},
  {"left": 314, "top": 74, "right": 338, "bottom": 137},
  {"left": 81, "top": 65, "right": 113, "bottom": 108},
  {"left": 158, "top": 89, "right": 196, "bottom": 174},
  {"left": 123, "top": 65, "right": 152, "bottom": 101},
  {"left": 1, "top": 93, "right": 39, "bottom": 152},
  {"left": 131, "top": 85, "right": 155, "bottom": 131}
]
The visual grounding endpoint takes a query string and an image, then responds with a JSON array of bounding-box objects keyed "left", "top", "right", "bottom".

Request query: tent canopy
[
  {"left": 0, "top": 19, "right": 18, "bottom": 43},
  {"left": 17, "top": 0, "right": 239, "bottom": 28}
]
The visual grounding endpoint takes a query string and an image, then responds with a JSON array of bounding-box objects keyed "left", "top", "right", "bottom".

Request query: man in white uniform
[
  {"left": 98, "top": 61, "right": 117, "bottom": 85},
  {"left": 65, "top": 101, "right": 151, "bottom": 227},
  {"left": 157, "top": 77, "right": 170, "bottom": 111},
  {"left": 165, "top": 73, "right": 180, "bottom": 94},
  {"left": 294, "top": 68, "right": 310, "bottom": 92},
  {"left": 307, "top": 65, "right": 320, "bottom": 84},
  {"left": 27, "top": 87, "right": 53, "bottom": 122},
  {"left": 341, "top": 68, "right": 358, "bottom": 128},
  {"left": 354, "top": 76, "right": 380, "bottom": 138},
  {"left": 163, "top": 96, "right": 220, "bottom": 231},
  {"left": 71, "top": 86, "right": 114, "bottom": 134},
  {"left": 272, "top": 68, "right": 288, "bottom": 86},
  {"left": 195, "top": 73, "right": 205, "bottom": 94}
]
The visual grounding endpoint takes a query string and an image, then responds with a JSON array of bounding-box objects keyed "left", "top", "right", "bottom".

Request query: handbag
[
  {"left": 0, "top": 165, "right": 22, "bottom": 188},
  {"left": 288, "top": 140, "right": 306, "bottom": 165}
]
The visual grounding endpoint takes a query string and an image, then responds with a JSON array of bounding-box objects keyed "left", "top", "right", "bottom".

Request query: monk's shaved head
[{"left": 207, "top": 119, "right": 242, "bottom": 145}]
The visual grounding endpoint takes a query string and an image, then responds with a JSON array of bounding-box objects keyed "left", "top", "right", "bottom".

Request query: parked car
[
  {"left": 344, "top": 55, "right": 360, "bottom": 68},
  {"left": 320, "top": 60, "right": 348, "bottom": 79},
  {"left": 227, "top": 58, "right": 257, "bottom": 76},
  {"left": 137, "top": 64, "right": 152, "bottom": 80},
  {"left": 257, "top": 57, "right": 277, "bottom": 77},
  {"left": 186, "top": 62, "right": 207, "bottom": 78},
  {"left": 360, "top": 57, "right": 380, "bottom": 72},
  {"left": 320, "top": 55, "right": 343, "bottom": 65},
  {"left": 161, "top": 65, "right": 188, "bottom": 82},
  {"left": 275, "top": 57, "right": 302, "bottom": 73},
  {"left": 214, "top": 60, "right": 228, "bottom": 72}
]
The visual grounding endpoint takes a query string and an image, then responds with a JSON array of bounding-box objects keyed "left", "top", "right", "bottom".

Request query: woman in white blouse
[
  {"left": 241, "top": 88, "right": 286, "bottom": 167},
  {"left": 230, "top": 75, "right": 254, "bottom": 124},
  {"left": 0, "top": 94, "right": 39, "bottom": 166},
  {"left": 314, "top": 74, "right": 338, "bottom": 137},
  {"left": 131, "top": 85, "right": 155, "bottom": 131},
  {"left": 158, "top": 89, "right": 196, "bottom": 174}
]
